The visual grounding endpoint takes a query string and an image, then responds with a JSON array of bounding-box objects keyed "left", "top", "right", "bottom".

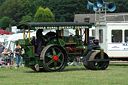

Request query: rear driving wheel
[{"left": 40, "top": 45, "right": 68, "bottom": 72}]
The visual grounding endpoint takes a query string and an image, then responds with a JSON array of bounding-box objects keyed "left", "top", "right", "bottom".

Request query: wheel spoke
[
  {"left": 57, "top": 52, "right": 62, "bottom": 58},
  {"left": 52, "top": 48, "right": 56, "bottom": 55},
  {"left": 46, "top": 60, "right": 54, "bottom": 66},
  {"left": 58, "top": 53, "right": 64, "bottom": 63},
  {"left": 54, "top": 62, "right": 57, "bottom": 70},
  {"left": 47, "top": 55, "right": 53, "bottom": 58},
  {"left": 58, "top": 59, "right": 64, "bottom": 65},
  {"left": 58, "top": 58, "right": 62, "bottom": 63}
]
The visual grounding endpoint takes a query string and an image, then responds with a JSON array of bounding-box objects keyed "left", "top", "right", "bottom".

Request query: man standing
[
  {"left": 36, "top": 29, "right": 46, "bottom": 56},
  {"left": 0, "top": 42, "right": 5, "bottom": 53},
  {"left": 14, "top": 45, "right": 21, "bottom": 68}
]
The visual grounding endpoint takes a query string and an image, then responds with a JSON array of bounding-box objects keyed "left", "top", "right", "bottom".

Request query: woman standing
[{"left": 2, "top": 48, "right": 10, "bottom": 68}]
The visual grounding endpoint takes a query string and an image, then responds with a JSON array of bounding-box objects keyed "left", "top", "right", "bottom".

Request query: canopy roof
[{"left": 17, "top": 22, "right": 92, "bottom": 30}]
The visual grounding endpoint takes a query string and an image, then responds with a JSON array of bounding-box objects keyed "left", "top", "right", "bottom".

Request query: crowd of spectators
[{"left": 0, "top": 42, "right": 23, "bottom": 68}]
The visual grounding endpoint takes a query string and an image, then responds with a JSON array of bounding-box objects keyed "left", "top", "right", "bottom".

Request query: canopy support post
[
  {"left": 23, "top": 28, "right": 25, "bottom": 40},
  {"left": 28, "top": 28, "right": 30, "bottom": 42}
]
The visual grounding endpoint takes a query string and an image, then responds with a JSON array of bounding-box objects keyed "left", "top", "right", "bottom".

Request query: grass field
[{"left": 0, "top": 64, "right": 128, "bottom": 85}]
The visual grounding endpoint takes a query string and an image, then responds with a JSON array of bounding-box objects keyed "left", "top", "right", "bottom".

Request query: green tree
[
  {"left": 6, "top": 24, "right": 12, "bottom": 32},
  {"left": 29, "top": 0, "right": 45, "bottom": 16},
  {"left": 20, "top": 15, "right": 33, "bottom": 23},
  {"left": 0, "top": 0, "right": 31, "bottom": 23},
  {"left": 0, "top": 0, "right": 4, "bottom": 6},
  {"left": 47, "top": 0, "right": 86, "bottom": 22},
  {"left": 0, "top": 0, "right": 127, "bottom": 23},
  {"left": 0, "top": 16, "right": 12, "bottom": 30},
  {"left": 34, "top": 7, "right": 55, "bottom": 22},
  {"left": 22, "top": 0, "right": 32, "bottom": 16}
]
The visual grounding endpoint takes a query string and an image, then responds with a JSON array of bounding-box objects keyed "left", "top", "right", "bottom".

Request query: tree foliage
[
  {"left": 0, "top": 0, "right": 31, "bottom": 23},
  {"left": 34, "top": 7, "right": 55, "bottom": 22},
  {"left": 29, "top": 0, "right": 46, "bottom": 16},
  {"left": 0, "top": 16, "right": 12, "bottom": 29},
  {"left": 47, "top": 0, "right": 86, "bottom": 22},
  {"left": 20, "top": 15, "right": 33, "bottom": 23},
  {"left": 0, "top": 0, "right": 4, "bottom": 5},
  {"left": 0, "top": 0, "right": 127, "bottom": 29}
]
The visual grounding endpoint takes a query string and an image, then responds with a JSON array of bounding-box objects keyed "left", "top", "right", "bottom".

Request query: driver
[{"left": 36, "top": 29, "right": 46, "bottom": 56}]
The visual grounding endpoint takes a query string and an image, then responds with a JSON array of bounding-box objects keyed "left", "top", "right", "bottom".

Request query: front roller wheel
[
  {"left": 83, "top": 51, "right": 109, "bottom": 70},
  {"left": 40, "top": 45, "right": 68, "bottom": 72},
  {"left": 89, "top": 52, "right": 109, "bottom": 70},
  {"left": 83, "top": 51, "right": 94, "bottom": 69}
]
